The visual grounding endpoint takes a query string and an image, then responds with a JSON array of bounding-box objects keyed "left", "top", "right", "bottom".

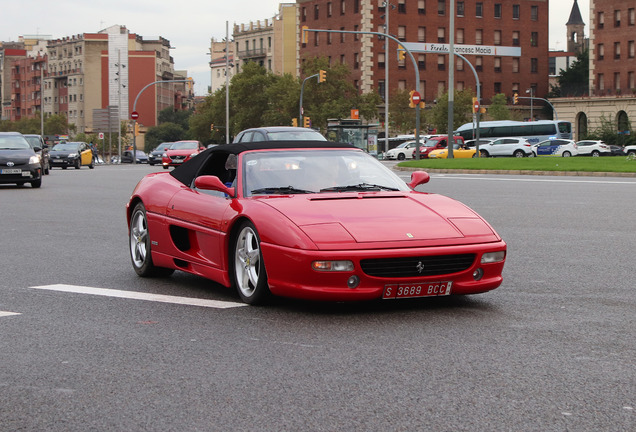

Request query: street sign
[
  {"left": 401, "top": 42, "right": 521, "bottom": 57},
  {"left": 98, "top": 132, "right": 104, "bottom": 139},
  {"left": 473, "top": 101, "right": 480, "bottom": 113},
  {"left": 411, "top": 91, "right": 421, "bottom": 104},
  {"left": 131, "top": 111, "right": 139, "bottom": 120}
]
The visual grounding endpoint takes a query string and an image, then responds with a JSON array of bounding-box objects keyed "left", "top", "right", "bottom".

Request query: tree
[
  {"left": 548, "top": 49, "right": 589, "bottom": 98},
  {"left": 486, "top": 93, "right": 512, "bottom": 120},
  {"left": 144, "top": 123, "right": 186, "bottom": 151},
  {"left": 158, "top": 107, "right": 192, "bottom": 130},
  {"left": 388, "top": 89, "right": 417, "bottom": 134},
  {"left": 427, "top": 89, "right": 473, "bottom": 133}
]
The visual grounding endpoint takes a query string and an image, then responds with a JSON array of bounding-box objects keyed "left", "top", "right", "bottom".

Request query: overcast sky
[{"left": 4, "top": 1, "right": 588, "bottom": 95}]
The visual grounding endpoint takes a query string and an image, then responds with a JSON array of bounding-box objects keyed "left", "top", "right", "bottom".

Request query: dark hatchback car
[
  {"left": 0, "top": 132, "right": 42, "bottom": 188},
  {"left": 49, "top": 141, "right": 94, "bottom": 169},
  {"left": 23, "top": 134, "right": 50, "bottom": 175},
  {"left": 148, "top": 142, "right": 173, "bottom": 165},
  {"left": 121, "top": 149, "right": 149, "bottom": 164}
]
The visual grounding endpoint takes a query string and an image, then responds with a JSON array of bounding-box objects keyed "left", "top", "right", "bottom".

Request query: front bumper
[
  {"left": 50, "top": 156, "right": 79, "bottom": 167},
  {"left": 0, "top": 162, "right": 42, "bottom": 184}
]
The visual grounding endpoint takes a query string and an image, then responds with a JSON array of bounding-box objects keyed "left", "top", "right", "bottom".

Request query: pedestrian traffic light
[
  {"left": 318, "top": 69, "right": 327, "bottom": 83},
  {"left": 303, "top": 116, "right": 311, "bottom": 128},
  {"left": 292, "top": 118, "right": 298, "bottom": 127},
  {"left": 302, "top": 26, "right": 309, "bottom": 44},
  {"left": 513, "top": 93, "right": 518, "bottom": 104}
]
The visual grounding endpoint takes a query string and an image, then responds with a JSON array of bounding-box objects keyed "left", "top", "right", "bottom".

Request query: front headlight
[
  {"left": 29, "top": 155, "right": 41, "bottom": 164},
  {"left": 68, "top": 153, "right": 78, "bottom": 158},
  {"left": 312, "top": 260, "right": 354, "bottom": 272},
  {"left": 481, "top": 251, "right": 506, "bottom": 264},
  {"left": 189, "top": 152, "right": 199, "bottom": 158}
]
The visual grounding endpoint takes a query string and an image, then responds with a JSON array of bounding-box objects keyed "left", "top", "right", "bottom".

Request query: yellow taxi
[{"left": 428, "top": 144, "right": 477, "bottom": 159}]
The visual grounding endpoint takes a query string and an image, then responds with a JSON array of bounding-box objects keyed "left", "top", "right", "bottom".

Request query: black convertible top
[{"left": 169, "top": 140, "right": 355, "bottom": 186}]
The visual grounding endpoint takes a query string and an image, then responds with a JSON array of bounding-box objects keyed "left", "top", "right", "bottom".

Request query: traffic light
[
  {"left": 301, "top": 26, "right": 309, "bottom": 44},
  {"left": 398, "top": 45, "right": 406, "bottom": 61},
  {"left": 134, "top": 123, "right": 140, "bottom": 136},
  {"left": 292, "top": 118, "right": 298, "bottom": 127},
  {"left": 303, "top": 116, "right": 311, "bottom": 128},
  {"left": 513, "top": 93, "right": 518, "bottom": 104},
  {"left": 210, "top": 123, "right": 214, "bottom": 131},
  {"left": 318, "top": 69, "right": 327, "bottom": 83},
  {"left": 409, "top": 90, "right": 416, "bottom": 108}
]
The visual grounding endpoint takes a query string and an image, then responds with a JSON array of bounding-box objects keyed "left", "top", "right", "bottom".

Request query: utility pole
[{"left": 447, "top": 0, "right": 455, "bottom": 158}]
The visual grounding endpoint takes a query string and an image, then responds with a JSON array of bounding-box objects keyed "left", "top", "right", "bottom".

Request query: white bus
[{"left": 455, "top": 120, "right": 572, "bottom": 144}]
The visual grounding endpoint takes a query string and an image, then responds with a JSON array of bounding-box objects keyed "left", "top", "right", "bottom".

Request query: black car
[
  {"left": 609, "top": 145, "right": 626, "bottom": 156},
  {"left": 0, "top": 132, "right": 43, "bottom": 188},
  {"left": 121, "top": 150, "right": 149, "bottom": 164},
  {"left": 148, "top": 142, "right": 174, "bottom": 165},
  {"left": 23, "top": 134, "right": 50, "bottom": 175},
  {"left": 49, "top": 141, "right": 94, "bottom": 169}
]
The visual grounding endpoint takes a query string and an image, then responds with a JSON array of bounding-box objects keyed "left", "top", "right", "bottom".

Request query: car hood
[
  {"left": 257, "top": 192, "right": 499, "bottom": 248},
  {"left": 167, "top": 149, "right": 198, "bottom": 156},
  {"left": 49, "top": 150, "right": 77, "bottom": 157},
  {"left": 0, "top": 149, "right": 36, "bottom": 164}
]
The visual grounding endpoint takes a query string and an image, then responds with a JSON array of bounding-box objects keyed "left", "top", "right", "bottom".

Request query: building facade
[{"left": 297, "top": 0, "right": 549, "bottom": 105}]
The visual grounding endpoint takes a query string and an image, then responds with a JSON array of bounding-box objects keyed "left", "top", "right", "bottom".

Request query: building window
[
  {"left": 354, "top": 53, "right": 359, "bottom": 69},
  {"left": 531, "top": 32, "right": 538, "bottom": 47},
  {"left": 629, "top": 8, "right": 635, "bottom": 26},
  {"left": 340, "top": 27, "right": 345, "bottom": 43},
  {"left": 456, "top": 28, "right": 464, "bottom": 44},
  {"left": 614, "top": 72, "right": 621, "bottom": 90},
  {"left": 340, "top": 54, "right": 345, "bottom": 64},
  {"left": 512, "top": 31, "right": 520, "bottom": 46},
  {"left": 398, "top": 26, "right": 406, "bottom": 41},
  {"left": 513, "top": 4, "right": 520, "bottom": 20},
  {"left": 494, "top": 57, "right": 502, "bottom": 72},
  {"left": 494, "top": 82, "right": 502, "bottom": 93},
  {"left": 437, "top": 27, "right": 445, "bottom": 43},
  {"left": 418, "top": 54, "right": 426, "bottom": 69},
  {"left": 598, "top": 12, "right": 605, "bottom": 29},
  {"left": 341, "top": 0, "right": 345, "bottom": 15},
  {"left": 494, "top": 30, "right": 501, "bottom": 45},
  {"left": 597, "top": 73, "right": 605, "bottom": 90},
  {"left": 475, "top": 29, "right": 483, "bottom": 45},
  {"left": 314, "top": 5, "right": 319, "bottom": 19},
  {"left": 378, "top": 53, "right": 385, "bottom": 69},
  {"left": 628, "top": 71, "right": 635, "bottom": 89},
  {"left": 531, "top": 6, "right": 538, "bottom": 21},
  {"left": 512, "top": 58, "right": 519, "bottom": 73},
  {"left": 314, "top": 32, "right": 319, "bottom": 46},
  {"left": 438, "top": 81, "right": 446, "bottom": 94},
  {"left": 398, "top": 0, "right": 406, "bottom": 13},
  {"left": 418, "top": 0, "right": 426, "bottom": 14},
  {"left": 629, "top": 41, "right": 635, "bottom": 58},
  {"left": 494, "top": 3, "right": 501, "bottom": 19},
  {"left": 615, "top": 10, "right": 621, "bottom": 27},
  {"left": 328, "top": 2, "right": 332, "bottom": 17},
  {"left": 615, "top": 42, "right": 621, "bottom": 59},
  {"left": 476, "top": 2, "right": 483, "bottom": 18},
  {"left": 597, "top": 44, "right": 605, "bottom": 60},
  {"left": 456, "top": 57, "right": 463, "bottom": 71},
  {"left": 327, "top": 32, "right": 332, "bottom": 45},
  {"left": 438, "top": 0, "right": 445, "bottom": 16},
  {"left": 354, "top": 0, "right": 359, "bottom": 13},
  {"left": 437, "top": 55, "right": 445, "bottom": 71},
  {"left": 418, "top": 27, "right": 426, "bottom": 42},
  {"left": 302, "top": 7, "right": 306, "bottom": 22},
  {"left": 457, "top": 1, "right": 464, "bottom": 17},
  {"left": 354, "top": 25, "right": 359, "bottom": 40},
  {"left": 476, "top": 56, "right": 483, "bottom": 72},
  {"left": 398, "top": 80, "right": 406, "bottom": 91},
  {"left": 531, "top": 58, "right": 538, "bottom": 73}
]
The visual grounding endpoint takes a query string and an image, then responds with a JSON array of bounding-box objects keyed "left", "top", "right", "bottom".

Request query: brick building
[
  {"left": 298, "top": 0, "right": 549, "bottom": 105},
  {"left": 8, "top": 52, "right": 47, "bottom": 121}
]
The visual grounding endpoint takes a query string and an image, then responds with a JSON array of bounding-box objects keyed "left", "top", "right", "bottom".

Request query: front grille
[{"left": 360, "top": 254, "right": 476, "bottom": 278}]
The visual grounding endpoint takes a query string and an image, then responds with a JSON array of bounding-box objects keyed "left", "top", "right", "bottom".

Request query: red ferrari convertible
[{"left": 127, "top": 141, "right": 506, "bottom": 304}]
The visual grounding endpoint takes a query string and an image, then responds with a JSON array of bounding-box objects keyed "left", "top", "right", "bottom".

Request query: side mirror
[
  {"left": 33, "top": 146, "right": 42, "bottom": 152},
  {"left": 407, "top": 170, "right": 430, "bottom": 189},
  {"left": 194, "top": 175, "right": 235, "bottom": 197}
]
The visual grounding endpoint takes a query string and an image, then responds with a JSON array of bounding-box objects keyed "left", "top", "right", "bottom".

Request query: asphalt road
[{"left": 1, "top": 162, "right": 634, "bottom": 431}]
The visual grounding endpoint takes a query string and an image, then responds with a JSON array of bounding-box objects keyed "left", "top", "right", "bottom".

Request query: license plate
[
  {"left": 53, "top": 159, "right": 62, "bottom": 162},
  {"left": 1, "top": 169, "right": 22, "bottom": 174},
  {"left": 173, "top": 160, "right": 183, "bottom": 163},
  {"left": 383, "top": 281, "right": 452, "bottom": 299}
]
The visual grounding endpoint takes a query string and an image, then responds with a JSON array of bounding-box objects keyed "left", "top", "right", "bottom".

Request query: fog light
[
  {"left": 347, "top": 275, "right": 360, "bottom": 289},
  {"left": 473, "top": 268, "right": 484, "bottom": 281}
]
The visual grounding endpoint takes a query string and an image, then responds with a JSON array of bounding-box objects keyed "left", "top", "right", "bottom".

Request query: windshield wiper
[
  {"left": 250, "top": 186, "right": 316, "bottom": 195},
  {"left": 320, "top": 183, "right": 400, "bottom": 192}
]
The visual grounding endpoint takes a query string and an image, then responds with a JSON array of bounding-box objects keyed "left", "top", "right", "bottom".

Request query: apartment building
[
  {"left": 298, "top": 0, "right": 549, "bottom": 105},
  {"left": 8, "top": 52, "right": 47, "bottom": 121}
]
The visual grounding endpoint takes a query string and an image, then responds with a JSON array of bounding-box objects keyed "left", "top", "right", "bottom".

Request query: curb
[{"left": 393, "top": 167, "right": 636, "bottom": 178}]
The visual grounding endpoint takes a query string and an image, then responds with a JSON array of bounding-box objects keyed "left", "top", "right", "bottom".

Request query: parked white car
[
  {"left": 384, "top": 140, "right": 422, "bottom": 160},
  {"left": 533, "top": 139, "right": 579, "bottom": 157},
  {"left": 575, "top": 140, "right": 612, "bottom": 157},
  {"left": 477, "top": 137, "right": 534, "bottom": 157},
  {"left": 624, "top": 145, "right": 636, "bottom": 158}
]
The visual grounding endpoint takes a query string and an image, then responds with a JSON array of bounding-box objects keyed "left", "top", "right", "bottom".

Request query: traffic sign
[
  {"left": 98, "top": 132, "right": 104, "bottom": 139},
  {"left": 473, "top": 100, "right": 480, "bottom": 113},
  {"left": 411, "top": 91, "right": 421, "bottom": 104},
  {"left": 131, "top": 111, "right": 139, "bottom": 120}
]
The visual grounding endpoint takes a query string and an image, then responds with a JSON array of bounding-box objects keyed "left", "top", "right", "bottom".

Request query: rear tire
[
  {"left": 480, "top": 150, "right": 489, "bottom": 158},
  {"left": 129, "top": 202, "right": 174, "bottom": 277},
  {"left": 562, "top": 151, "right": 571, "bottom": 157},
  {"left": 591, "top": 150, "right": 600, "bottom": 157},
  {"left": 513, "top": 150, "right": 525, "bottom": 158}
]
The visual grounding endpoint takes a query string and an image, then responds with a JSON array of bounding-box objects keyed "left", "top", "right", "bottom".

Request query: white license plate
[
  {"left": 1, "top": 169, "right": 22, "bottom": 174},
  {"left": 383, "top": 281, "right": 452, "bottom": 299},
  {"left": 53, "top": 159, "right": 62, "bottom": 162}
]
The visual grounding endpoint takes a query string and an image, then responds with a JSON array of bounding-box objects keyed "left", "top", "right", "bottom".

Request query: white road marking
[
  {"left": 0, "top": 311, "right": 21, "bottom": 317},
  {"left": 429, "top": 174, "right": 636, "bottom": 185},
  {"left": 29, "top": 284, "right": 247, "bottom": 309}
]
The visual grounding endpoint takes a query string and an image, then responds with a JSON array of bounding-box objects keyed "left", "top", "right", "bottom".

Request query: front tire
[
  {"left": 129, "top": 202, "right": 174, "bottom": 277},
  {"left": 480, "top": 150, "right": 489, "bottom": 158},
  {"left": 562, "top": 151, "right": 572, "bottom": 157},
  {"left": 31, "top": 179, "right": 42, "bottom": 188},
  {"left": 397, "top": 153, "right": 405, "bottom": 161},
  {"left": 591, "top": 150, "right": 600, "bottom": 157},
  {"left": 74, "top": 158, "right": 81, "bottom": 169},
  {"left": 513, "top": 150, "right": 525, "bottom": 158},
  {"left": 232, "top": 221, "right": 270, "bottom": 305}
]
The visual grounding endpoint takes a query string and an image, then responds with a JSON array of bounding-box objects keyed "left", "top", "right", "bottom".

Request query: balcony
[{"left": 238, "top": 48, "right": 267, "bottom": 60}]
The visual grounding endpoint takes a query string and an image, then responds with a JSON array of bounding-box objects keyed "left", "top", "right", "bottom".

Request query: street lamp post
[{"left": 526, "top": 87, "right": 534, "bottom": 120}]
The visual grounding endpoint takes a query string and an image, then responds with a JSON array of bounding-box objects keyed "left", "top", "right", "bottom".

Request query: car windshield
[
  {"left": 52, "top": 143, "right": 79, "bottom": 151},
  {"left": 423, "top": 139, "right": 442, "bottom": 147},
  {"left": 0, "top": 135, "right": 30, "bottom": 150},
  {"left": 265, "top": 130, "right": 327, "bottom": 141},
  {"left": 171, "top": 141, "right": 199, "bottom": 150},
  {"left": 156, "top": 143, "right": 173, "bottom": 151},
  {"left": 23, "top": 136, "right": 41, "bottom": 148},
  {"left": 242, "top": 149, "right": 410, "bottom": 196}
]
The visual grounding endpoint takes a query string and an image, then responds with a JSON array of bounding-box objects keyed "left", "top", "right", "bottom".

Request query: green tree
[
  {"left": 428, "top": 89, "right": 473, "bottom": 133},
  {"left": 486, "top": 93, "right": 512, "bottom": 120},
  {"left": 44, "top": 114, "right": 69, "bottom": 135},
  {"left": 158, "top": 107, "right": 192, "bottom": 130},
  {"left": 144, "top": 122, "right": 186, "bottom": 151},
  {"left": 388, "top": 89, "right": 417, "bottom": 134}
]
